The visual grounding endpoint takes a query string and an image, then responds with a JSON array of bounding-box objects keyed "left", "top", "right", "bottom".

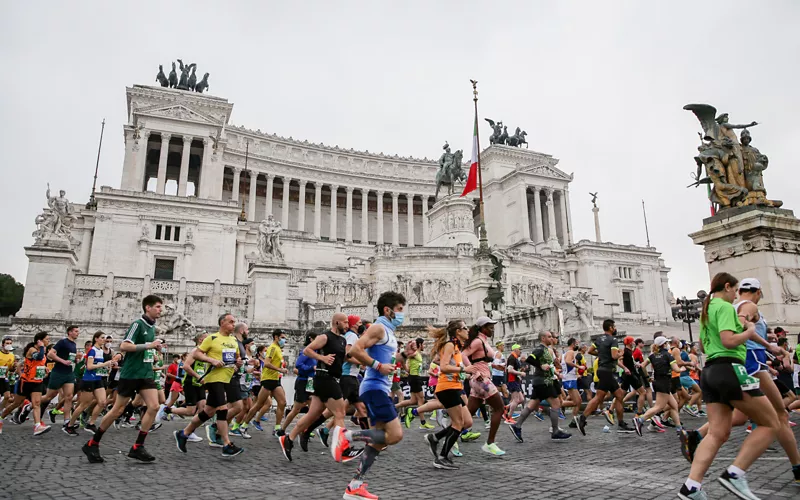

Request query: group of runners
[{"left": 1, "top": 273, "right": 799, "bottom": 500}]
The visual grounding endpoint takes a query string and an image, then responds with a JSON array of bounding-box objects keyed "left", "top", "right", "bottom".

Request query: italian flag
[{"left": 461, "top": 113, "right": 479, "bottom": 197}]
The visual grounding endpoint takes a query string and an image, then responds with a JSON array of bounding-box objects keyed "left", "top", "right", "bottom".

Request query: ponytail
[
  {"left": 429, "top": 320, "right": 463, "bottom": 358},
  {"left": 701, "top": 272, "right": 738, "bottom": 325}
]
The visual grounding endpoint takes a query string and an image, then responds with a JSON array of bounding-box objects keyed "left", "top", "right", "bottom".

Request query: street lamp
[{"left": 672, "top": 290, "right": 706, "bottom": 344}]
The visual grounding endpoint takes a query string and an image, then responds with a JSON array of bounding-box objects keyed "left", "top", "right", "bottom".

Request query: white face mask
[{"left": 3, "top": 344, "right": 13, "bottom": 352}]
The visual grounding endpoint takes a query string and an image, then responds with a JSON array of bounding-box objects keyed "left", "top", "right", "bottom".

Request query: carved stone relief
[{"left": 776, "top": 268, "right": 800, "bottom": 304}]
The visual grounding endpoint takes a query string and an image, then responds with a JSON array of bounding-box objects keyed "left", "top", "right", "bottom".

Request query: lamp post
[{"left": 672, "top": 290, "right": 706, "bottom": 344}]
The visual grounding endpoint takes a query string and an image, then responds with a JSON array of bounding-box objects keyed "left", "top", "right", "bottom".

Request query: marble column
[
  {"left": 565, "top": 188, "right": 574, "bottom": 245},
  {"left": 421, "top": 196, "right": 429, "bottom": 244},
  {"left": 156, "top": 133, "right": 171, "bottom": 194},
  {"left": 361, "top": 189, "right": 369, "bottom": 244},
  {"left": 178, "top": 137, "right": 192, "bottom": 196},
  {"left": 248, "top": 172, "right": 258, "bottom": 222},
  {"left": 345, "top": 187, "right": 354, "bottom": 243},
  {"left": 234, "top": 239, "right": 245, "bottom": 284},
  {"left": 265, "top": 174, "right": 274, "bottom": 216},
  {"left": 532, "top": 187, "right": 544, "bottom": 243},
  {"left": 518, "top": 184, "right": 531, "bottom": 242},
  {"left": 391, "top": 192, "right": 400, "bottom": 246},
  {"left": 376, "top": 190, "right": 385, "bottom": 244},
  {"left": 298, "top": 180, "right": 307, "bottom": 232},
  {"left": 282, "top": 177, "right": 292, "bottom": 228},
  {"left": 527, "top": 189, "right": 537, "bottom": 243},
  {"left": 330, "top": 185, "right": 339, "bottom": 241},
  {"left": 136, "top": 130, "right": 150, "bottom": 191},
  {"left": 558, "top": 190, "right": 569, "bottom": 246},
  {"left": 231, "top": 167, "right": 241, "bottom": 202},
  {"left": 313, "top": 182, "right": 322, "bottom": 238},
  {"left": 406, "top": 194, "right": 415, "bottom": 247},
  {"left": 546, "top": 188, "right": 558, "bottom": 242}
]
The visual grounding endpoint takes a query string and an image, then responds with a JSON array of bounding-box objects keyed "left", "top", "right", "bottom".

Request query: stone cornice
[
  {"left": 127, "top": 85, "right": 233, "bottom": 126},
  {"left": 480, "top": 145, "right": 572, "bottom": 180},
  {"left": 95, "top": 187, "right": 241, "bottom": 220}
]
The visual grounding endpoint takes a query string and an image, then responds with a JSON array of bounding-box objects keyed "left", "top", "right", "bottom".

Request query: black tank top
[{"left": 317, "top": 331, "right": 346, "bottom": 378}]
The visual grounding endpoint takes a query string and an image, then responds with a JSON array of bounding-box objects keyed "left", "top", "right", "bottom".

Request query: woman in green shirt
[{"left": 678, "top": 272, "right": 780, "bottom": 500}]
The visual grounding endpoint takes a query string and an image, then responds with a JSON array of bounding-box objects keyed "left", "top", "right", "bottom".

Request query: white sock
[
  {"left": 727, "top": 465, "right": 746, "bottom": 478},
  {"left": 684, "top": 478, "right": 702, "bottom": 491},
  {"left": 349, "top": 479, "right": 363, "bottom": 489}
]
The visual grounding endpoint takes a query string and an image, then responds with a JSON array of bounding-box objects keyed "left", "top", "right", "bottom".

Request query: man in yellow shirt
[
  {"left": 0, "top": 336, "right": 16, "bottom": 427},
  {"left": 174, "top": 313, "right": 244, "bottom": 458},
  {"left": 241, "top": 330, "right": 287, "bottom": 435}
]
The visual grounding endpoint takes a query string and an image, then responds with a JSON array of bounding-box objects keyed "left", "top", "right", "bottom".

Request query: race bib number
[
  {"left": 245, "top": 373, "right": 253, "bottom": 384},
  {"left": 35, "top": 365, "right": 47, "bottom": 380},
  {"left": 222, "top": 348, "right": 237, "bottom": 366},
  {"left": 143, "top": 349, "right": 154, "bottom": 364},
  {"left": 733, "top": 364, "right": 760, "bottom": 391},
  {"left": 96, "top": 367, "right": 109, "bottom": 377},
  {"left": 305, "top": 378, "right": 314, "bottom": 393},
  {"left": 68, "top": 353, "right": 76, "bottom": 367},
  {"left": 195, "top": 364, "right": 207, "bottom": 378},
  {"left": 0, "top": 366, "right": 7, "bottom": 378}
]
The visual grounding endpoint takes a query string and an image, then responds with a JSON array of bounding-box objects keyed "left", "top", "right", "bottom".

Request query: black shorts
[
  {"left": 226, "top": 378, "right": 242, "bottom": 404},
  {"left": 205, "top": 381, "right": 239, "bottom": 408},
  {"left": 117, "top": 378, "right": 158, "bottom": 399},
  {"left": 492, "top": 375, "right": 506, "bottom": 387},
  {"left": 638, "top": 368, "right": 651, "bottom": 385},
  {"left": 532, "top": 383, "right": 559, "bottom": 401},
  {"left": 261, "top": 379, "right": 282, "bottom": 392},
  {"left": 81, "top": 379, "right": 107, "bottom": 392},
  {"left": 507, "top": 380, "right": 522, "bottom": 393},
  {"left": 313, "top": 374, "right": 343, "bottom": 403},
  {"left": 773, "top": 377, "right": 792, "bottom": 397},
  {"left": 19, "top": 381, "right": 44, "bottom": 400},
  {"left": 184, "top": 384, "right": 206, "bottom": 406},
  {"left": 409, "top": 375, "right": 424, "bottom": 393},
  {"left": 579, "top": 376, "right": 592, "bottom": 391},
  {"left": 669, "top": 377, "right": 681, "bottom": 395},
  {"left": 0, "top": 379, "right": 9, "bottom": 394},
  {"left": 294, "top": 378, "right": 311, "bottom": 404},
  {"left": 462, "top": 379, "right": 471, "bottom": 398},
  {"left": 107, "top": 379, "right": 118, "bottom": 391},
  {"left": 252, "top": 384, "right": 261, "bottom": 398},
  {"left": 341, "top": 375, "right": 360, "bottom": 405},
  {"left": 595, "top": 370, "right": 619, "bottom": 393},
  {"left": 435, "top": 389, "right": 465, "bottom": 409},
  {"left": 652, "top": 376, "right": 672, "bottom": 394},
  {"left": 621, "top": 373, "right": 643, "bottom": 391},
  {"left": 701, "top": 359, "right": 763, "bottom": 408}
]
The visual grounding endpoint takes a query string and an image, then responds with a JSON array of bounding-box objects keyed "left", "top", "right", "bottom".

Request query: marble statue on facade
[
  {"left": 684, "top": 104, "right": 782, "bottom": 211},
  {"left": 257, "top": 215, "right": 284, "bottom": 263},
  {"left": 155, "top": 304, "right": 196, "bottom": 338},
  {"left": 434, "top": 142, "right": 465, "bottom": 198},
  {"left": 554, "top": 291, "right": 594, "bottom": 333},
  {"left": 32, "top": 184, "right": 79, "bottom": 248}
]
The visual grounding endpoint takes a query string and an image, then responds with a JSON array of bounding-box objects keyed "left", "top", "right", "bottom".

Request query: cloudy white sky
[{"left": 1, "top": 1, "right": 798, "bottom": 299}]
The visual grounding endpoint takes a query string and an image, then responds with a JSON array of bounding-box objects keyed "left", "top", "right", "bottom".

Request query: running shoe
[
  {"left": 230, "top": 421, "right": 240, "bottom": 432},
  {"left": 84, "top": 423, "right": 97, "bottom": 434},
  {"left": 460, "top": 431, "right": 480, "bottom": 442},
  {"left": 331, "top": 425, "right": 350, "bottom": 463},
  {"left": 62, "top": 424, "right": 78, "bottom": 436},
  {"left": 127, "top": 445, "right": 155, "bottom": 462},
  {"left": 558, "top": 409, "right": 566, "bottom": 420},
  {"left": 433, "top": 457, "right": 459, "bottom": 470},
  {"left": 424, "top": 433, "right": 439, "bottom": 458},
  {"left": 279, "top": 435, "right": 293, "bottom": 461},
  {"left": 508, "top": 424, "right": 523, "bottom": 443},
  {"left": 260, "top": 415, "right": 269, "bottom": 422},
  {"left": 222, "top": 443, "right": 244, "bottom": 458},
  {"left": 300, "top": 431, "right": 310, "bottom": 452},
  {"left": 319, "top": 427, "right": 330, "bottom": 448},
  {"left": 677, "top": 484, "right": 708, "bottom": 500},
  {"left": 33, "top": 423, "right": 51, "bottom": 436},
  {"left": 568, "top": 421, "right": 578, "bottom": 428},
  {"left": 718, "top": 470, "right": 760, "bottom": 500},
  {"left": 419, "top": 422, "right": 435, "bottom": 430},
  {"left": 187, "top": 432, "right": 203, "bottom": 443},
  {"left": 682, "top": 406, "right": 699, "bottom": 417},
  {"left": 241, "top": 428, "right": 252, "bottom": 439},
  {"left": 679, "top": 429, "right": 701, "bottom": 463},
  {"left": 651, "top": 415, "right": 666, "bottom": 430},
  {"left": 341, "top": 447, "right": 364, "bottom": 463},
  {"left": 648, "top": 423, "right": 665, "bottom": 433},
  {"left": 343, "top": 483, "right": 379, "bottom": 500},
  {"left": 156, "top": 404, "right": 167, "bottom": 422},
  {"left": 551, "top": 430, "right": 572, "bottom": 441},
  {"left": 150, "top": 422, "right": 162, "bottom": 432},
  {"left": 481, "top": 442, "right": 506, "bottom": 456},
  {"left": 451, "top": 442, "right": 462, "bottom": 457},
  {"left": 632, "top": 417, "right": 643, "bottom": 437},
  {"left": 230, "top": 427, "right": 244, "bottom": 438},
  {"left": 792, "top": 464, "right": 800, "bottom": 484},
  {"left": 532, "top": 411, "right": 545, "bottom": 422},
  {"left": 483, "top": 419, "right": 491, "bottom": 429},
  {"left": 404, "top": 408, "right": 414, "bottom": 428},
  {"left": 51, "top": 409, "right": 64, "bottom": 415},
  {"left": 48, "top": 409, "right": 58, "bottom": 424},
  {"left": 575, "top": 414, "right": 587, "bottom": 436},
  {"left": 19, "top": 403, "right": 32, "bottom": 423},
  {"left": 662, "top": 418, "right": 677, "bottom": 428},
  {"left": 174, "top": 430, "right": 188, "bottom": 453},
  {"left": 617, "top": 421, "right": 635, "bottom": 433},
  {"left": 435, "top": 410, "right": 445, "bottom": 428},
  {"left": 503, "top": 415, "right": 516, "bottom": 425},
  {"left": 251, "top": 420, "right": 263, "bottom": 432},
  {"left": 81, "top": 442, "right": 104, "bottom": 463},
  {"left": 602, "top": 409, "right": 616, "bottom": 426},
  {"left": 206, "top": 423, "right": 219, "bottom": 444}
]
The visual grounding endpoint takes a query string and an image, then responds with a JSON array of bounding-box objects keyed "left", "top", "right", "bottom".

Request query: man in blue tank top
[{"left": 336, "top": 291, "right": 406, "bottom": 500}]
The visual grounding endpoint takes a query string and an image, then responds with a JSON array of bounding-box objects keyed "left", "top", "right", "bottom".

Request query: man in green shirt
[{"left": 82, "top": 294, "right": 164, "bottom": 464}]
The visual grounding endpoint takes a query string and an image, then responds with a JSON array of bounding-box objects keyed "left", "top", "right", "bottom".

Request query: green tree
[{"left": 0, "top": 274, "right": 24, "bottom": 316}]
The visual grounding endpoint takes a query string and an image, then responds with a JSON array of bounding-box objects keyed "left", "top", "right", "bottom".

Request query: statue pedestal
[
  {"left": 465, "top": 256, "right": 498, "bottom": 318},
  {"left": 17, "top": 245, "right": 79, "bottom": 320},
  {"left": 248, "top": 262, "right": 292, "bottom": 327},
  {"left": 689, "top": 206, "right": 800, "bottom": 330},
  {"left": 425, "top": 195, "right": 479, "bottom": 248}
]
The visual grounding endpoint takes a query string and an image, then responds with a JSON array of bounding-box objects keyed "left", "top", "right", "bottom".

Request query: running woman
[
  {"left": 619, "top": 336, "right": 646, "bottom": 416},
  {"left": 0, "top": 332, "right": 51, "bottom": 436},
  {"left": 341, "top": 315, "right": 369, "bottom": 430},
  {"left": 241, "top": 330, "right": 287, "bottom": 437},
  {"left": 71, "top": 332, "right": 116, "bottom": 434},
  {"left": 492, "top": 341, "right": 509, "bottom": 402},
  {"left": 677, "top": 272, "right": 781, "bottom": 500},
  {"left": 338, "top": 291, "right": 406, "bottom": 499},
  {"left": 280, "top": 332, "right": 317, "bottom": 433},
  {"left": 560, "top": 338, "right": 582, "bottom": 424},
  {"left": 396, "top": 338, "right": 430, "bottom": 428},
  {"left": 632, "top": 336, "right": 682, "bottom": 437},
  {"left": 0, "top": 337, "right": 15, "bottom": 431}
]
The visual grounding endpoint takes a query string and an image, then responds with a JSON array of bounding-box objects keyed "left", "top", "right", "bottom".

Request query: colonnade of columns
[
  {"left": 141, "top": 132, "right": 206, "bottom": 196},
  {"left": 525, "top": 186, "right": 573, "bottom": 247}
]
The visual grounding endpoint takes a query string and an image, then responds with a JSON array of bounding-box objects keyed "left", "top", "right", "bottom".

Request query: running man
[
  {"left": 37, "top": 325, "right": 79, "bottom": 434},
  {"left": 0, "top": 337, "right": 15, "bottom": 430},
  {"left": 619, "top": 336, "right": 646, "bottom": 417},
  {"left": 492, "top": 341, "right": 509, "bottom": 401},
  {"left": 632, "top": 336, "right": 682, "bottom": 436},
  {"left": 560, "top": 338, "right": 583, "bottom": 424},
  {"left": 82, "top": 295, "right": 165, "bottom": 463},
  {"left": 241, "top": 330, "right": 287, "bottom": 436},
  {"left": 396, "top": 338, "right": 430, "bottom": 428}
]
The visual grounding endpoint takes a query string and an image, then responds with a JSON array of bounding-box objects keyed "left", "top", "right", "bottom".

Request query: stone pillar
[
  {"left": 361, "top": 189, "right": 369, "bottom": 244},
  {"left": 532, "top": 187, "right": 544, "bottom": 243},
  {"left": 265, "top": 174, "right": 274, "bottom": 216},
  {"left": 376, "top": 190, "right": 385, "bottom": 245},
  {"left": 518, "top": 184, "right": 531, "bottom": 242},
  {"left": 248, "top": 263, "right": 292, "bottom": 325},
  {"left": 131, "top": 130, "right": 150, "bottom": 192},
  {"left": 313, "top": 182, "right": 322, "bottom": 238},
  {"left": 345, "top": 187, "right": 354, "bottom": 243},
  {"left": 421, "top": 196, "right": 429, "bottom": 244},
  {"left": 391, "top": 192, "right": 400, "bottom": 246},
  {"left": 156, "top": 133, "right": 171, "bottom": 194},
  {"left": 406, "top": 193, "right": 415, "bottom": 247},
  {"left": 231, "top": 168, "right": 241, "bottom": 202},
  {"left": 329, "top": 185, "right": 339, "bottom": 241},
  {"left": 298, "top": 180, "right": 307, "bottom": 232},
  {"left": 178, "top": 136, "right": 192, "bottom": 196},
  {"left": 546, "top": 189, "right": 559, "bottom": 247},
  {"left": 79, "top": 227, "right": 93, "bottom": 272},
  {"left": 565, "top": 188, "right": 574, "bottom": 245},
  {"left": 559, "top": 190, "right": 569, "bottom": 246},
  {"left": 234, "top": 239, "right": 245, "bottom": 284},
  {"left": 16, "top": 246, "right": 79, "bottom": 320},
  {"left": 282, "top": 177, "right": 292, "bottom": 228},
  {"left": 593, "top": 206, "right": 602, "bottom": 243},
  {"left": 248, "top": 172, "right": 258, "bottom": 222}
]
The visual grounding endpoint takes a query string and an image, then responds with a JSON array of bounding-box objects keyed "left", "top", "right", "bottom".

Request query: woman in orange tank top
[
  {"left": 423, "top": 319, "right": 477, "bottom": 469},
  {"left": 0, "top": 331, "right": 51, "bottom": 436}
]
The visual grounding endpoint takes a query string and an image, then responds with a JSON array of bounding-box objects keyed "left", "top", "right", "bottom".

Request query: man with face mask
[
  {"left": 0, "top": 336, "right": 15, "bottom": 428},
  {"left": 240, "top": 330, "right": 287, "bottom": 437}
]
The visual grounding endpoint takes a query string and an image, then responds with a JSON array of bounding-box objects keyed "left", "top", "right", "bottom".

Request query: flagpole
[
  {"left": 85, "top": 118, "right": 105, "bottom": 210},
  {"left": 471, "top": 79, "right": 489, "bottom": 251}
]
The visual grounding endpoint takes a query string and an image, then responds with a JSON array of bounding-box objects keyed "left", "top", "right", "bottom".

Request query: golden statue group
[{"left": 685, "top": 104, "right": 782, "bottom": 213}]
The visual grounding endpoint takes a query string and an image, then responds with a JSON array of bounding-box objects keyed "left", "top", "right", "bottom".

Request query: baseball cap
[
  {"left": 475, "top": 316, "right": 497, "bottom": 327},
  {"left": 653, "top": 336, "right": 669, "bottom": 347},
  {"left": 347, "top": 315, "right": 361, "bottom": 328},
  {"left": 511, "top": 344, "right": 521, "bottom": 350},
  {"left": 739, "top": 278, "right": 761, "bottom": 290}
]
